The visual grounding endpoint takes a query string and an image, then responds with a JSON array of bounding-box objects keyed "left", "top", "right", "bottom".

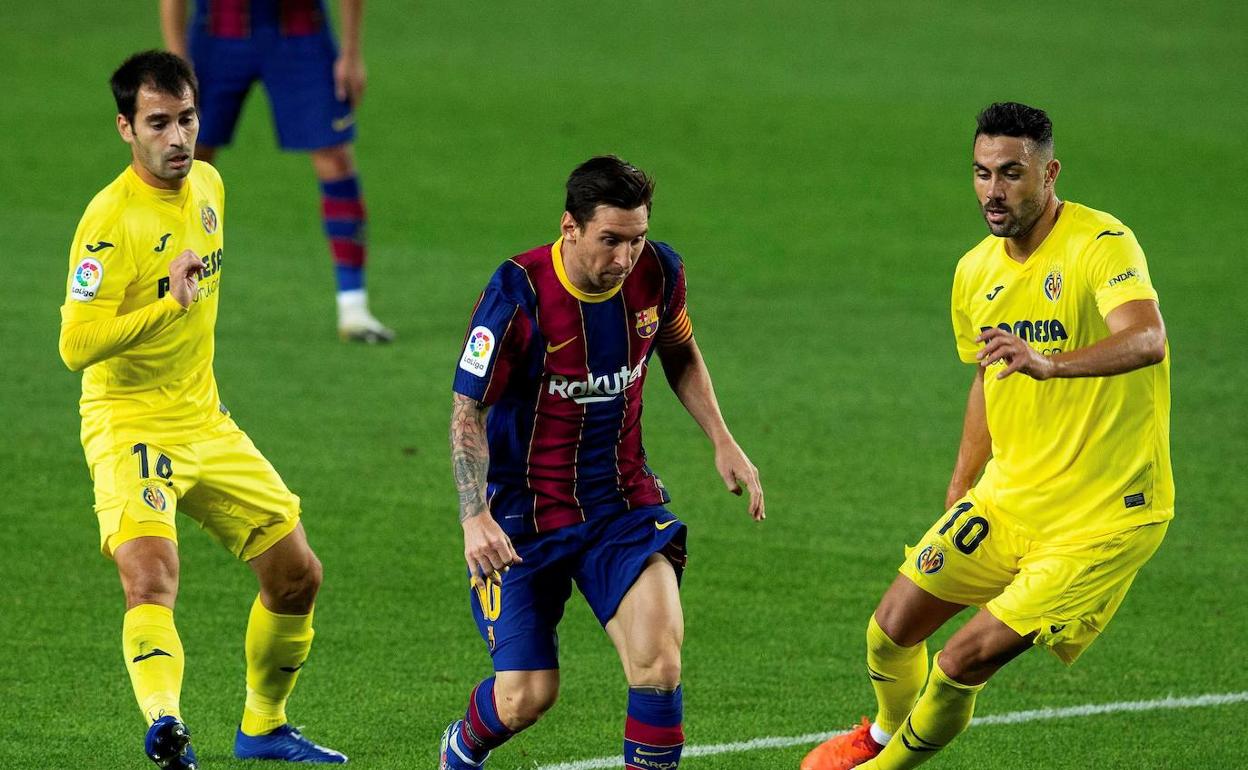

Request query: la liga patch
[
  {"left": 459, "top": 326, "right": 495, "bottom": 377},
  {"left": 70, "top": 257, "right": 104, "bottom": 302}
]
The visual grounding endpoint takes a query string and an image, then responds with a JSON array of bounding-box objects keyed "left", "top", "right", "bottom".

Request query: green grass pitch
[{"left": 2, "top": 2, "right": 1246, "bottom": 768}]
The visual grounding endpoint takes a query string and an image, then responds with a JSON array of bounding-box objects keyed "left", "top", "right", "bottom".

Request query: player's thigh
[
  {"left": 260, "top": 33, "right": 354, "bottom": 151},
  {"left": 188, "top": 33, "right": 262, "bottom": 149},
  {"left": 895, "top": 494, "right": 1023, "bottom": 619},
  {"left": 574, "top": 506, "right": 688, "bottom": 629},
  {"left": 90, "top": 441, "right": 199, "bottom": 558},
  {"left": 472, "top": 535, "right": 576, "bottom": 673},
  {"left": 178, "top": 425, "right": 301, "bottom": 562},
  {"left": 604, "top": 553, "right": 684, "bottom": 684},
  {"left": 873, "top": 574, "right": 967, "bottom": 647},
  {"left": 988, "top": 521, "right": 1169, "bottom": 665}
]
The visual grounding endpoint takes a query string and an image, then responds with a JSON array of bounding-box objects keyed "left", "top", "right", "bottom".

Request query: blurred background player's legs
[{"left": 310, "top": 142, "right": 394, "bottom": 343}]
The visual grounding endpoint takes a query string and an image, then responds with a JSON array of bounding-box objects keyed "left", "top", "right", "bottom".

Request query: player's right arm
[
  {"left": 451, "top": 394, "right": 521, "bottom": 585},
  {"left": 946, "top": 259, "right": 992, "bottom": 508},
  {"left": 945, "top": 367, "right": 990, "bottom": 508},
  {"left": 59, "top": 246, "right": 202, "bottom": 372},
  {"left": 450, "top": 266, "right": 533, "bottom": 585},
  {"left": 158, "top": 0, "right": 189, "bottom": 60}
]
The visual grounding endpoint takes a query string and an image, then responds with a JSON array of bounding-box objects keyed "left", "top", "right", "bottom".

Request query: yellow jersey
[
  {"left": 60, "top": 161, "right": 228, "bottom": 459},
  {"left": 951, "top": 201, "right": 1173, "bottom": 540}
]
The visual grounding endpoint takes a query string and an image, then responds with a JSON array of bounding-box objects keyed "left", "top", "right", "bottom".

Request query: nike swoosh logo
[
  {"left": 655, "top": 519, "right": 679, "bottom": 531},
  {"left": 634, "top": 748, "right": 673, "bottom": 757},
  {"left": 132, "top": 649, "right": 173, "bottom": 663},
  {"left": 85, "top": 241, "right": 114, "bottom": 253},
  {"left": 155, "top": 233, "right": 172, "bottom": 252},
  {"left": 546, "top": 337, "right": 577, "bottom": 353},
  {"left": 986, "top": 285, "right": 1005, "bottom": 301},
  {"left": 332, "top": 114, "right": 355, "bottom": 132},
  {"left": 279, "top": 663, "right": 305, "bottom": 673},
  {"left": 1096, "top": 230, "right": 1125, "bottom": 239}
]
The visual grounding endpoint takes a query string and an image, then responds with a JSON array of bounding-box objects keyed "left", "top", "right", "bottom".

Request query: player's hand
[
  {"left": 462, "top": 513, "right": 523, "bottom": 586},
  {"left": 714, "top": 438, "right": 765, "bottom": 521},
  {"left": 975, "top": 327, "right": 1055, "bottom": 380},
  {"left": 168, "top": 250, "right": 204, "bottom": 309},
  {"left": 334, "top": 51, "right": 366, "bottom": 106}
]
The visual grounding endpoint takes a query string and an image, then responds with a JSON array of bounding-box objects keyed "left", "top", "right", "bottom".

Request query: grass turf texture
[{"left": 2, "top": 2, "right": 1246, "bottom": 768}]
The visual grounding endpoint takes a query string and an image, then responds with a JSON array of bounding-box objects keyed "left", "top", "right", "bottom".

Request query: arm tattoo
[{"left": 450, "top": 395, "right": 490, "bottom": 522}]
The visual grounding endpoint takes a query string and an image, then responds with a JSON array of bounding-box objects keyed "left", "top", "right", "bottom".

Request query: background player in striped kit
[
  {"left": 439, "top": 156, "right": 765, "bottom": 769},
  {"left": 160, "top": 0, "right": 393, "bottom": 342}
]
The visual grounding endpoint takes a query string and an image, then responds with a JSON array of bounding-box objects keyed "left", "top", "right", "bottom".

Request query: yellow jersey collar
[{"left": 551, "top": 236, "right": 623, "bottom": 303}]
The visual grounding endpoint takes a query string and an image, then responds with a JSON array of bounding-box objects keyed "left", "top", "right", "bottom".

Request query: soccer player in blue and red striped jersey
[
  {"left": 439, "top": 156, "right": 765, "bottom": 770},
  {"left": 160, "top": 0, "right": 394, "bottom": 342}
]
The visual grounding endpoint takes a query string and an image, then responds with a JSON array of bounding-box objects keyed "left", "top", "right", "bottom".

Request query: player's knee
[
  {"left": 270, "top": 551, "right": 322, "bottom": 611},
  {"left": 628, "top": 648, "right": 682, "bottom": 690},
  {"left": 311, "top": 145, "right": 355, "bottom": 181},
  {"left": 936, "top": 640, "right": 994, "bottom": 684},
  {"left": 497, "top": 679, "right": 558, "bottom": 730}
]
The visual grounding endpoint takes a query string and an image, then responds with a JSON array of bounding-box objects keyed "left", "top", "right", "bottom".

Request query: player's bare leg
[
  {"left": 492, "top": 669, "right": 560, "bottom": 730},
  {"left": 803, "top": 576, "right": 964, "bottom": 770},
  {"left": 606, "top": 553, "right": 685, "bottom": 769},
  {"left": 115, "top": 536, "right": 197, "bottom": 768},
  {"left": 234, "top": 523, "right": 346, "bottom": 762},
  {"left": 310, "top": 143, "right": 393, "bottom": 343}
]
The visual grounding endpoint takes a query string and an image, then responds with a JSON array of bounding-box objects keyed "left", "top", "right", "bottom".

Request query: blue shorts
[
  {"left": 469, "top": 505, "right": 688, "bottom": 671},
  {"left": 190, "top": 30, "right": 355, "bottom": 151}
]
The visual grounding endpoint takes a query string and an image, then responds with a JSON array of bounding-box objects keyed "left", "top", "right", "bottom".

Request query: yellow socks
[
  {"left": 241, "top": 595, "right": 315, "bottom": 736},
  {"left": 122, "top": 604, "right": 184, "bottom": 724},
  {"left": 863, "top": 654, "right": 984, "bottom": 769},
  {"left": 866, "top": 614, "right": 928, "bottom": 736}
]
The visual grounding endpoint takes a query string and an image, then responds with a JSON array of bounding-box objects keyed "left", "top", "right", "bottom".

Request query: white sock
[
  {"left": 336, "top": 288, "right": 369, "bottom": 315},
  {"left": 869, "top": 722, "right": 891, "bottom": 747}
]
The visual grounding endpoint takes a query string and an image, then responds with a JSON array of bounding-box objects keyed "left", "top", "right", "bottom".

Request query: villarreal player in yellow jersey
[
  {"left": 59, "top": 52, "right": 345, "bottom": 767},
  {"left": 804, "top": 103, "right": 1172, "bottom": 770}
]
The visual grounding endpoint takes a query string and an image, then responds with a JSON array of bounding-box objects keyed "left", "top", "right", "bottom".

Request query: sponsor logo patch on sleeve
[
  {"left": 459, "top": 326, "right": 495, "bottom": 377},
  {"left": 70, "top": 257, "right": 104, "bottom": 302}
]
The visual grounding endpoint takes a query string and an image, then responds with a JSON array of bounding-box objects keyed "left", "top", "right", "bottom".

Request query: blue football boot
[
  {"left": 145, "top": 715, "right": 199, "bottom": 769},
  {"left": 440, "top": 720, "right": 486, "bottom": 769},
  {"left": 234, "top": 724, "right": 348, "bottom": 763}
]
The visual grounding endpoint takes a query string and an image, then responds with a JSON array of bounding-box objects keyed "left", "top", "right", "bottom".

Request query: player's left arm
[
  {"left": 978, "top": 229, "right": 1166, "bottom": 380},
  {"left": 658, "top": 337, "right": 765, "bottom": 520},
  {"left": 334, "top": 0, "right": 366, "bottom": 105},
  {"left": 977, "top": 300, "right": 1165, "bottom": 380}
]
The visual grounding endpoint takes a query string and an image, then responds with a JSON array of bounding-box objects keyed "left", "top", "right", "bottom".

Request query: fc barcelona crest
[
  {"left": 201, "top": 204, "right": 218, "bottom": 235},
  {"left": 1043, "top": 268, "right": 1063, "bottom": 302},
  {"left": 635, "top": 305, "right": 660, "bottom": 338},
  {"left": 916, "top": 545, "right": 944, "bottom": 575}
]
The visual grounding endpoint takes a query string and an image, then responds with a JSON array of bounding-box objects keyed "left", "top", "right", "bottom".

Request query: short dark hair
[
  {"left": 111, "top": 50, "right": 198, "bottom": 125},
  {"left": 565, "top": 155, "right": 655, "bottom": 227},
  {"left": 975, "top": 102, "right": 1053, "bottom": 150}
]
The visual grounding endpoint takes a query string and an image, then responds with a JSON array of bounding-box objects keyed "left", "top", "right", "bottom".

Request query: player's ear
[
  {"left": 116, "top": 113, "right": 134, "bottom": 143},
  {"left": 560, "top": 211, "right": 579, "bottom": 241},
  {"left": 1045, "top": 157, "right": 1061, "bottom": 188}
]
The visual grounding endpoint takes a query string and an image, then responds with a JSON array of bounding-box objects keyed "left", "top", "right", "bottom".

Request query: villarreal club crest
[
  {"left": 916, "top": 545, "right": 945, "bottom": 575},
  {"left": 1044, "top": 267, "right": 1063, "bottom": 302}
]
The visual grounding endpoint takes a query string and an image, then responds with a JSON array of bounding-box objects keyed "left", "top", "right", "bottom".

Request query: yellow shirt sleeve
[
  {"left": 1083, "top": 229, "right": 1159, "bottom": 318},
  {"left": 58, "top": 200, "right": 187, "bottom": 370},
  {"left": 951, "top": 262, "right": 979, "bottom": 363}
]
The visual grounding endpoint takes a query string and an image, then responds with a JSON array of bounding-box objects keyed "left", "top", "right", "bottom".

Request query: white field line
[{"left": 534, "top": 690, "right": 1248, "bottom": 770}]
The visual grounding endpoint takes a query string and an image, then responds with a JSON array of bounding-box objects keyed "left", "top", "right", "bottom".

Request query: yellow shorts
[
  {"left": 898, "top": 492, "right": 1167, "bottom": 664},
  {"left": 89, "top": 422, "right": 301, "bottom": 561}
]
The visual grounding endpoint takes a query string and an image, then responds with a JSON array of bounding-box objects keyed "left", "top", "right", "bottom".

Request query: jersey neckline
[
  {"left": 123, "top": 164, "right": 192, "bottom": 212},
  {"left": 995, "top": 200, "right": 1071, "bottom": 273},
  {"left": 551, "top": 237, "right": 624, "bottom": 303}
]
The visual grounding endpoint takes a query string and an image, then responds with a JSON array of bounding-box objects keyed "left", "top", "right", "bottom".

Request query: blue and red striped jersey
[
  {"left": 193, "top": 0, "right": 327, "bottom": 38},
  {"left": 453, "top": 238, "right": 695, "bottom": 536}
]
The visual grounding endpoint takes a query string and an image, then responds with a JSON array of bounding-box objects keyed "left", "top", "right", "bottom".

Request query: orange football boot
[{"left": 800, "top": 717, "right": 884, "bottom": 770}]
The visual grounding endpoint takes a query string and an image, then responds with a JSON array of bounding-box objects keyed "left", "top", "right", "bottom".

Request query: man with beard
[
  {"left": 60, "top": 51, "right": 345, "bottom": 767},
  {"left": 439, "top": 156, "right": 764, "bottom": 770},
  {"left": 801, "top": 102, "right": 1173, "bottom": 770}
]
